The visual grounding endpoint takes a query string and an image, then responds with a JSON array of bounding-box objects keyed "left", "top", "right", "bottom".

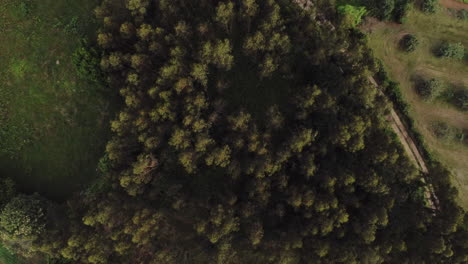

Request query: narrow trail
[{"left": 369, "top": 76, "right": 440, "bottom": 210}]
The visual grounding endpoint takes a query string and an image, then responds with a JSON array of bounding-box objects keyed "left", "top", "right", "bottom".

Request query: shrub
[
  {"left": 337, "top": 5, "right": 367, "bottom": 27},
  {"left": 380, "top": 0, "right": 396, "bottom": 20},
  {"left": 394, "top": 0, "right": 413, "bottom": 23},
  {"left": 0, "top": 194, "right": 47, "bottom": 239},
  {"left": 16, "top": 0, "right": 32, "bottom": 17},
  {"left": 417, "top": 78, "right": 443, "bottom": 100},
  {"left": 400, "top": 34, "right": 419, "bottom": 52},
  {"left": 0, "top": 178, "right": 15, "bottom": 207},
  {"left": 458, "top": 10, "right": 468, "bottom": 20},
  {"left": 432, "top": 121, "right": 466, "bottom": 143},
  {"left": 455, "top": 88, "right": 468, "bottom": 111},
  {"left": 422, "top": 0, "right": 438, "bottom": 13},
  {"left": 437, "top": 42, "right": 465, "bottom": 59},
  {"left": 72, "top": 39, "right": 103, "bottom": 83}
]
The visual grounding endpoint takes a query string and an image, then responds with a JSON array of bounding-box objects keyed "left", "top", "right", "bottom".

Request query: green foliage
[
  {"left": 53, "top": 16, "right": 81, "bottom": 35},
  {"left": 375, "top": 60, "right": 433, "bottom": 162},
  {"left": 394, "top": 0, "right": 413, "bottom": 23},
  {"left": 43, "top": 0, "right": 468, "bottom": 263},
  {"left": 72, "top": 40, "right": 103, "bottom": 83},
  {"left": 0, "top": 0, "right": 114, "bottom": 200},
  {"left": 381, "top": 0, "right": 396, "bottom": 20},
  {"left": 356, "top": 0, "right": 413, "bottom": 22},
  {"left": 0, "top": 194, "right": 47, "bottom": 239},
  {"left": 417, "top": 78, "right": 443, "bottom": 100},
  {"left": 97, "top": 154, "right": 111, "bottom": 174},
  {"left": 458, "top": 9, "right": 468, "bottom": 20},
  {"left": 337, "top": 5, "right": 367, "bottom": 27},
  {"left": 454, "top": 88, "right": 468, "bottom": 111},
  {"left": 437, "top": 42, "right": 465, "bottom": 60},
  {"left": 0, "top": 1, "right": 465, "bottom": 263},
  {"left": 14, "top": 0, "right": 33, "bottom": 18},
  {"left": 0, "top": 243, "right": 19, "bottom": 264},
  {"left": 0, "top": 178, "right": 16, "bottom": 208},
  {"left": 422, "top": 0, "right": 438, "bottom": 13},
  {"left": 432, "top": 121, "right": 466, "bottom": 143},
  {"left": 400, "top": 34, "right": 419, "bottom": 52}
]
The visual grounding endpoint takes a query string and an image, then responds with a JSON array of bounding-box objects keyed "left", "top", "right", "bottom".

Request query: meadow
[
  {"left": 367, "top": 4, "right": 468, "bottom": 208},
  {"left": 0, "top": 0, "right": 115, "bottom": 200}
]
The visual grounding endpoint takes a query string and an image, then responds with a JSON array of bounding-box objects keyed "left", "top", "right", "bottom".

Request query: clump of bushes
[
  {"left": 417, "top": 78, "right": 443, "bottom": 100},
  {"left": 432, "top": 121, "right": 466, "bottom": 143},
  {"left": 0, "top": 194, "right": 47, "bottom": 239},
  {"left": 16, "top": 0, "right": 32, "bottom": 17},
  {"left": 437, "top": 42, "right": 465, "bottom": 60},
  {"left": 337, "top": 5, "right": 367, "bottom": 28},
  {"left": 400, "top": 34, "right": 419, "bottom": 52},
  {"left": 72, "top": 39, "right": 104, "bottom": 83},
  {"left": 394, "top": 0, "right": 413, "bottom": 23},
  {"left": 458, "top": 9, "right": 468, "bottom": 20},
  {"left": 455, "top": 88, "right": 468, "bottom": 111},
  {"left": 422, "top": 0, "right": 438, "bottom": 13}
]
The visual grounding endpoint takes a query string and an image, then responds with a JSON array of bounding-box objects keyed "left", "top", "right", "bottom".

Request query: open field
[
  {"left": 0, "top": 0, "right": 115, "bottom": 200},
  {"left": 366, "top": 5, "right": 468, "bottom": 208}
]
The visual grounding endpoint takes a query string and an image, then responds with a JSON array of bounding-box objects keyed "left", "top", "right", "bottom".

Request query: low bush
[
  {"left": 422, "top": 0, "right": 438, "bottom": 13},
  {"left": 381, "top": 0, "right": 396, "bottom": 20},
  {"left": 16, "top": 0, "right": 32, "bottom": 18},
  {"left": 400, "top": 34, "right": 419, "bottom": 52},
  {"left": 394, "top": 0, "right": 413, "bottom": 23},
  {"left": 0, "top": 178, "right": 15, "bottom": 208},
  {"left": 455, "top": 88, "right": 468, "bottom": 111},
  {"left": 437, "top": 42, "right": 465, "bottom": 59},
  {"left": 432, "top": 121, "right": 466, "bottom": 143},
  {"left": 458, "top": 9, "right": 468, "bottom": 20},
  {"left": 337, "top": 4, "right": 367, "bottom": 27},
  {"left": 417, "top": 78, "right": 443, "bottom": 100},
  {"left": 72, "top": 39, "right": 103, "bottom": 84},
  {"left": 0, "top": 194, "right": 47, "bottom": 239}
]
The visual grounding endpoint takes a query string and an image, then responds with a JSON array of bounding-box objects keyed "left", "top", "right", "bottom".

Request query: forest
[{"left": 0, "top": 0, "right": 467, "bottom": 263}]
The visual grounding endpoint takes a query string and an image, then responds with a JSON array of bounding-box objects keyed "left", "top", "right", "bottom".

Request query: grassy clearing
[
  {"left": 367, "top": 7, "right": 468, "bottom": 208},
  {"left": 0, "top": 243, "right": 21, "bottom": 264},
  {"left": 0, "top": 0, "right": 115, "bottom": 200}
]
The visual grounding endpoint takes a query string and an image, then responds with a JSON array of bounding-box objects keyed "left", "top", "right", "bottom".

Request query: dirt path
[
  {"left": 440, "top": 0, "right": 468, "bottom": 10},
  {"left": 369, "top": 76, "right": 439, "bottom": 210},
  {"left": 369, "top": 77, "right": 430, "bottom": 173}
]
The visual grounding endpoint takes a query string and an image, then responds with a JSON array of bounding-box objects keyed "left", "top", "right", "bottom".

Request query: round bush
[
  {"left": 417, "top": 78, "right": 443, "bottom": 100},
  {"left": 400, "top": 34, "right": 419, "bottom": 52},
  {"left": 422, "top": 0, "right": 437, "bottom": 13},
  {"left": 438, "top": 42, "right": 465, "bottom": 60},
  {"left": 0, "top": 194, "right": 47, "bottom": 239},
  {"left": 455, "top": 88, "right": 468, "bottom": 111}
]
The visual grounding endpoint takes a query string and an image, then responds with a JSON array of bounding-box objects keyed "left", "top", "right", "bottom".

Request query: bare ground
[{"left": 440, "top": 0, "right": 468, "bottom": 10}]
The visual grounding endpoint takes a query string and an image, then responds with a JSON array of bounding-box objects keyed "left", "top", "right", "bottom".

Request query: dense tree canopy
[{"left": 1, "top": 0, "right": 467, "bottom": 263}]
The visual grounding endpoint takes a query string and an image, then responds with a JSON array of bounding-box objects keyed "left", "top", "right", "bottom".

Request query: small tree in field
[
  {"left": 417, "top": 78, "right": 443, "bottom": 101},
  {"left": 400, "top": 34, "right": 419, "bottom": 52},
  {"left": 438, "top": 42, "right": 465, "bottom": 60},
  {"left": 422, "top": 0, "right": 438, "bottom": 13},
  {"left": 0, "top": 194, "right": 47, "bottom": 239}
]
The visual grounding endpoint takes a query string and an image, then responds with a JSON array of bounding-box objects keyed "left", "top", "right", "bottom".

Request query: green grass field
[
  {"left": 0, "top": 0, "right": 115, "bottom": 200},
  {"left": 367, "top": 7, "right": 468, "bottom": 208}
]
